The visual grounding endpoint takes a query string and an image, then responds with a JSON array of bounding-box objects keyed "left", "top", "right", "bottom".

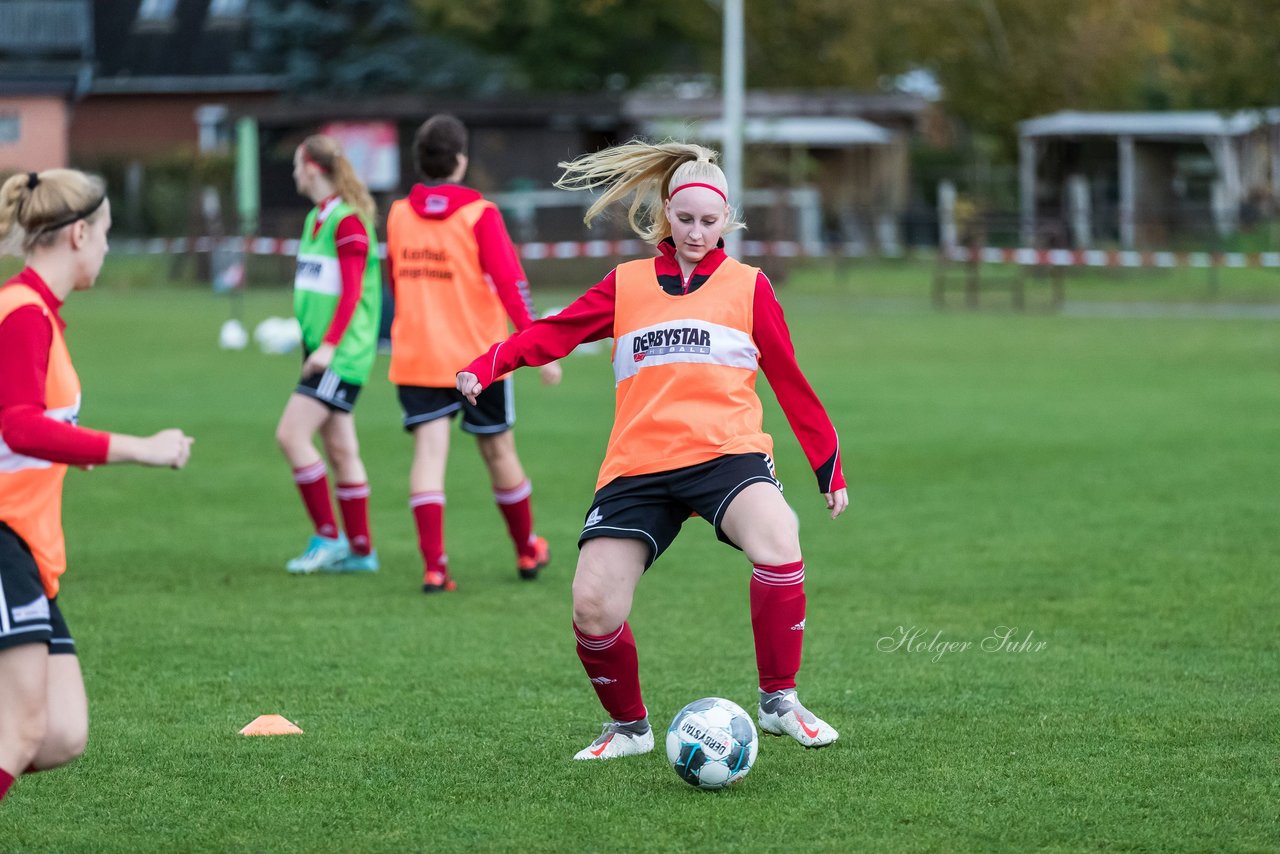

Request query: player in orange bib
[
  {"left": 458, "top": 141, "right": 849, "bottom": 760},
  {"left": 0, "top": 169, "right": 193, "bottom": 803},
  {"left": 388, "top": 115, "right": 561, "bottom": 593}
]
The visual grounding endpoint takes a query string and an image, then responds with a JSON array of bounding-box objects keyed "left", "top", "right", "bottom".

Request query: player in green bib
[{"left": 276, "top": 134, "right": 383, "bottom": 574}]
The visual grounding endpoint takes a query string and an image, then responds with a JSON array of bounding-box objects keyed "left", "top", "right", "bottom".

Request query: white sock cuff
[
  {"left": 494, "top": 480, "right": 532, "bottom": 504},
  {"left": 751, "top": 563, "right": 805, "bottom": 586},
  {"left": 574, "top": 622, "right": 625, "bottom": 650},
  {"left": 292, "top": 461, "right": 327, "bottom": 485}
]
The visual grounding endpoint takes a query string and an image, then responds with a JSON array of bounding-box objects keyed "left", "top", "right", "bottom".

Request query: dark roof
[
  {"left": 624, "top": 89, "right": 931, "bottom": 122},
  {"left": 0, "top": 1, "right": 93, "bottom": 57},
  {"left": 91, "top": 0, "right": 283, "bottom": 93},
  {"left": 239, "top": 92, "right": 624, "bottom": 129},
  {"left": 0, "top": 0, "right": 93, "bottom": 95}
]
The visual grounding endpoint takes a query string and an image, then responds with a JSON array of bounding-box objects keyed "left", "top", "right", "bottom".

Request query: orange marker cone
[{"left": 239, "top": 714, "right": 304, "bottom": 736}]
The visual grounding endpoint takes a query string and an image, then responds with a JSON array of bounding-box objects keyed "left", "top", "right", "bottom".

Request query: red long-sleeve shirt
[
  {"left": 310, "top": 196, "right": 371, "bottom": 346},
  {"left": 0, "top": 268, "right": 110, "bottom": 466},
  {"left": 464, "top": 240, "right": 845, "bottom": 493},
  {"left": 386, "top": 183, "right": 537, "bottom": 331}
]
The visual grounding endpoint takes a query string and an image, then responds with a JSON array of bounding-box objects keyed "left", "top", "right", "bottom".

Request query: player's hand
[
  {"left": 302, "top": 342, "right": 335, "bottom": 377},
  {"left": 824, "top": 487, "right": 849, "bottom": 520},
  {"left": 139, "top": 429, "right": 194, "bottom": 469},
  {"left": 539, "top": 360, "right": 563, "bottom": 386},
  {"left": 456, "top": 371, "right": 483, "bottom": 405}
]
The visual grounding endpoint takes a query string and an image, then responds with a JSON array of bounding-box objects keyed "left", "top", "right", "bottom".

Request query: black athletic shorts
[
  {"left": 295, "top": 350, "right": 364, "bottom": 413},
  {"left": 578, "top": 452, "right": 782, "bottom": 568},
  {"left": 398, "top": 379, "right": 514, "bottom": 435},
  {"left": 0, "top": 522, "right": 75, "bottom": 655}
]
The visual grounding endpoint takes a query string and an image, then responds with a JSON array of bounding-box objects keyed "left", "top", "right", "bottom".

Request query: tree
[
  {"left": 740, "top": 0, "right": 919, "bottom": 90},
  {"left": 918, "top": 0, "right": 1171, "bottom": 142},
  {"left": 242, "top": 0, "right": 506, "bottom": 95},
  {"left": 413, "top": 0, "right": 718, "bottom": 92},
  {"left": 391, "top": 0, "right": 1278, "bottom": 151},
  {"left": 1159, "top": 0, "right": 1280, "bottom": 110}
]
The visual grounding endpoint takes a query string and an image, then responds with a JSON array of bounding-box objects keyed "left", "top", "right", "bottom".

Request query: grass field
[{"left": 3, "top": 258, "right": 1278, "bottom": 852}]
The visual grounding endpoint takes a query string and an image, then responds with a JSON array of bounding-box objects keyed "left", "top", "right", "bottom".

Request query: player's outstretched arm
[
  {"left": 457, "top": 372, "right": 483, "bottom": 405},
  {"left": 106, "top": 429, "right": 194, "bottom": 469}
]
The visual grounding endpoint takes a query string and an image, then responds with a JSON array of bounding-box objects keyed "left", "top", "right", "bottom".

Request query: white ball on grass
[{"left": 218, "top": 319, "right": 248, "bottom": 350}]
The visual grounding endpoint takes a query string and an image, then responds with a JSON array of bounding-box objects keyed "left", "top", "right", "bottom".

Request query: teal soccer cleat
[
  {"left": 324, "top": 549, "right": 379, "bottom": 573},
  {"left": 285, "top": 533, "right": 350, "bottom": 574}
]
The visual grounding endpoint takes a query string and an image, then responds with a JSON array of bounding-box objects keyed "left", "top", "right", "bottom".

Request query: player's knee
[
  {"left": 36, "top": 722, "right": 86, "bottom": 769},
  {"left": 476, "top": 433, "right": 513, "bottom": 466},
  {"left": 274, "top": 423, "right": 301, "bottom": 455},
  {"left": 743, "top": 519, "right": 802, "bottom": 567},
  {"left": 571, "top": 584, "right": 605, "bottom": 631},
  {"left": 5, "top": 706, "right": 49, "bottom": 767},
  {"left": 571, "top": 581, "right": 622, "bottom": 636},
  {"left": 324, "top": 437, "right": 359, "bottom": 469}
]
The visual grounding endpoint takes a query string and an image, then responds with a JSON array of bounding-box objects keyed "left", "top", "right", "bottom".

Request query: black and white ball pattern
[{"left": 666, "top": 697, "right": 758, "bottom": 790}]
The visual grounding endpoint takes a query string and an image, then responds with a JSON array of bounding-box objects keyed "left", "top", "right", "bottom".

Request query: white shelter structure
[
  {"left": 1018, "top": 110, "right": 1280, "bottom": 248},
  {"left": 628, "top": 89, "right": 926, "bottom": 253}
]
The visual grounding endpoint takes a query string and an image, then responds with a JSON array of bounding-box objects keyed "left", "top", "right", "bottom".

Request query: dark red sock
[
  {"left": 411, "top": 492, "right": 446, "bottom": 576},
  {"left": 0, "top": 767, "right": 14, "bottom": 801},
  {"left": 493, "top": 480, "right": 536, "bottom": 558},
  {"left": 750, "top": 561, "right": 807, "bottom": 692},
  {"left": 574, "top": 622, "right": 647, "bottom": 722},
  {"left": 336, "top": 482, "right": 372, "bottom": 555},
  {"left": 293, "top": 461, "right": 338, "bottom": 539}
]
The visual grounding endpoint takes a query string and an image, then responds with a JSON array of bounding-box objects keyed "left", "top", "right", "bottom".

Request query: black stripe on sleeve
[{"left": 814, "top": 449, "right": 839, "bottom": 493}]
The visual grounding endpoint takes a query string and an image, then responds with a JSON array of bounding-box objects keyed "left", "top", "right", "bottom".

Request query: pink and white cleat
[
  {"left": 573, "top": 719, "right": 654, "bottom": 760},
  {"left": 757, "top": 689, "right": 839, "bottom": 748}
]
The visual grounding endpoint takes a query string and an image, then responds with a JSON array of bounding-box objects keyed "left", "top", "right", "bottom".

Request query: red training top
[
  {"left": 0, "top": 268, "right": 109, "bottom": 466},
  {"left": 463, "top": 240, "right": 845, "bottom": 494}
]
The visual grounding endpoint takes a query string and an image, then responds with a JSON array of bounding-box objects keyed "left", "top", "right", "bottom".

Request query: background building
[{"left": 0, "top": 0, "right": 94, "bottom": 173}]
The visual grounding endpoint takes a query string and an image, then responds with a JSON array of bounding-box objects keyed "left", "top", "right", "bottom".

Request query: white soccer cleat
[
  {"left": 286, "top": 533, "right": 350, "bottom": 574},
  {"left": 573, "top": 720, "right": 655, "bottom": 761},
  {"left": 757, "top": 690, "right": 839, "bottom": 748}
]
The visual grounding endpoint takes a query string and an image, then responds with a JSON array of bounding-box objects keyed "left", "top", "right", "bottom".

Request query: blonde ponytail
[
  {"left": 299, "top": 135, "right": 377, "bottom": 224},
  {"left": 0, "top": 169, "right": 107, "bottom": 254},
  {"left": 555, "top": 139, "right": 744, "bottom": 243}
]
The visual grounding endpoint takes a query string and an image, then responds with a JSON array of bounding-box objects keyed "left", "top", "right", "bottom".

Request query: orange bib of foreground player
[
  {"left": 597, "top": 256, "right": 772, "bottom": 490},
  {"left": 0, "top": 285, "right": 81, "bottom": 598}
]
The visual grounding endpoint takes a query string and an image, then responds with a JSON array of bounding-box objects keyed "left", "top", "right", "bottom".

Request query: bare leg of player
[{"left": 570, "top": 538, "right": 653, "bottom": 760}]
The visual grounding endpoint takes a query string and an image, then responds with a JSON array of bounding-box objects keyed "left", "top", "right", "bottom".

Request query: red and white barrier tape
[
  {"left": 113, "top": 237, "right": 1280, "bottom": 269},
  {"left": 944, "top": 246, "right": 1280, "bottom": 269}
]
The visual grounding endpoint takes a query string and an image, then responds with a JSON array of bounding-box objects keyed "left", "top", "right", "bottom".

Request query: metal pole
[
  {"left": 723, "top": 0, "right": 744, "bottom": 257},
  {"left": 1118, "top": 134, "right": 1135, "bottom": 249},
  {"left": 235, "top": 117, "right": 260, "bottom": 236},
  {"left": 1018, "top": 135, "right": 1036, "bottom": 246}
]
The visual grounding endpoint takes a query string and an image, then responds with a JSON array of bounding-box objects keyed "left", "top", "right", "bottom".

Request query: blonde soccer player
[
  {"left": 457, "top": 141, "right": 848, "bottom": 760},
  {"left": 276, "top": 135, "right": 383, "bottom": 573},
  {"left": 0, "top": 169, "right": 193, "bottom": 802}
]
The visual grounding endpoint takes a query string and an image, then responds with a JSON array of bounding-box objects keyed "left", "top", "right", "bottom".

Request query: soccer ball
[
  {"left": 666, "top": 697, "right": 758, "bottom": 790},
  {"left": 218, "top": 318, "right": 248, "bottom": 350},
  {"left": 253, "top": 317, "right": 303, "bottom": 355}
]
